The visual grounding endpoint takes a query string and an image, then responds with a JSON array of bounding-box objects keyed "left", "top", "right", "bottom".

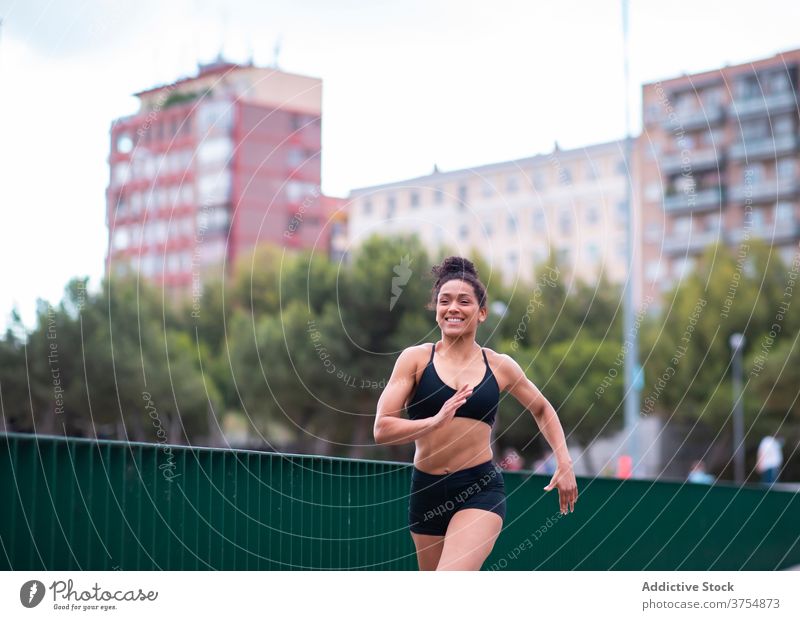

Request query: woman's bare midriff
[{"left": 413, "top": 418, "right": 493, "bottom": 474}]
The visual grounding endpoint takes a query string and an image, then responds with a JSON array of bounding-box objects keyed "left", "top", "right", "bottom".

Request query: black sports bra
[{"left": 406, "top": 343, "right": 499, "bottom": 428}]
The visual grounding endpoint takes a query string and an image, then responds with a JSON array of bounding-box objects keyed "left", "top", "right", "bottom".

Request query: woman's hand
[
  {"left": 431, "top": 383, "right": 472, "bottom": 430},
  {"left": 543, "top": 462, "right": 578, "bottom": 515}
]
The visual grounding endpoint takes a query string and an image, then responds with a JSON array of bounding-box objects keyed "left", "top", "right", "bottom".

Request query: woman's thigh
[
  {"left": 410, "top": 532, "right": 445, "bottom": 570},
  {"left": 436, "top": 509, "right": 503, "bottom": 570}
]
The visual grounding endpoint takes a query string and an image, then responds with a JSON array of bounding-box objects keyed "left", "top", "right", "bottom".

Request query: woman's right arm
[{"left": 373, "top": 347, "right": 471, "bottom": 445}]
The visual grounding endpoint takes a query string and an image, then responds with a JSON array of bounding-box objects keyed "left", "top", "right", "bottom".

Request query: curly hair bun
[{"left": 432, "top": 256, "right": 478, "bottom": 281}]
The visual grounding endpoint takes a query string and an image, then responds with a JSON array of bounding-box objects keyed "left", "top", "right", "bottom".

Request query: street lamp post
[
  {"left": 729, "top": 332, "right": 746, "bottom": 483},
  {"left": 621, "top": 0, "right": 641, "bottom": 477}
]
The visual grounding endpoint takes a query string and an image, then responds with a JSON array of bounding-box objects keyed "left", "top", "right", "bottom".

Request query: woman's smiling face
[{"left": 437, "top": 279, "right": 486, "bottom": 334}]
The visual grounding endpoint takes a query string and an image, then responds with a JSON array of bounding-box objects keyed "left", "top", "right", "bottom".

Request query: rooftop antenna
[
  {"left": 245, "top": 37, "right": 254, "bottom": 66},
  {"left": 272, "top": 35, "right": 283, "bottom": 69},
  {"left": 218, "top": 5, "right": 230, "bottom": 61}
]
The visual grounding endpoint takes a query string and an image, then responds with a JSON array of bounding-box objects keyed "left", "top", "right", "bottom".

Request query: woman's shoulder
[
  {"left": 396, "top": 343, "right": 434, "bottom": 371},
  {"left": 481, "top": 346, "right": 514, "bottom": 366},
  {"left": 481, "top": 347, "right": 523, "bottom": 391}
]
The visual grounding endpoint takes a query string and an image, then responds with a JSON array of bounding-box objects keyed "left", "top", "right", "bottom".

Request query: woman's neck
[{"left": 437, "top": 335, "right": 480, "bottom": 362}]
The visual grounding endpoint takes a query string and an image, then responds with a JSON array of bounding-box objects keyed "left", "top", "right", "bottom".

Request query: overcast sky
[{"left": 2, "top": 0, "right": 800, "bottom": 331}]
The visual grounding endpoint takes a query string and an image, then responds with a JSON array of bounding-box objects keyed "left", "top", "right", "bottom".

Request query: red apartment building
[
  {"left": 105, "top": 59, "right": 335, "bottom": 301},
  {"left": 638, "top": 48, "right": 800, "bottom": 312}
]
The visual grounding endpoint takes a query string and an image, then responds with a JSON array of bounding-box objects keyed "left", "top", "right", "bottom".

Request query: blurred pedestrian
[
  {"left": 500, "top": 447, "right": 524, "bottom": 471},
  {"left": 687, "top": 460, "right": 714, "bottom": 484},
  {"left": 533, "top": 449, "right": 556, "bottom": 475},
  {"left": 756, "top": 435, "right": 784, "bottom": 484}
]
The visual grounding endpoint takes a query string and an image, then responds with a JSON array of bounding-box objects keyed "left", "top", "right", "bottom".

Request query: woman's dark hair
[{"left": 426, "top": 256, "right": 487, "bottom": 311}]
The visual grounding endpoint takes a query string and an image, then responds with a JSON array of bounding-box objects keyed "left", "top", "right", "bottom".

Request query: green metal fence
[{"left": 1, "top": 432, "right": 798, "bottom": 570}]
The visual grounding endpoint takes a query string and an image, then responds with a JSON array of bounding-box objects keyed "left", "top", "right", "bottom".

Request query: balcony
[
  {"left": 728, "top": 178, "right": 800, "bottom": 204},
  {"left": 658, "top": 148, "right": 722, "bottom": 175},
  {"left": 663, "top": 229, "right": 725, "bottom": 254},
  {"left": 662, "top": 187, "right": 723, "bottom": 213},
  {"left": 729, "top": 90, "right": 797, "bottom": 119},
  {"left": 728, "top": 222, "right": 800, "bottom": 244},
  {"left": 661, "top": 103, "right": 725, "bottom": 131},
  {"left": 729, "top": 134, "right": 799, "bottom": 161}
]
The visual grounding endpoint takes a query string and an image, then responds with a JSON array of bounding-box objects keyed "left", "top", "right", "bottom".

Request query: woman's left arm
[{"left": 499, "top": 353, "right": 578, "bottom": 514}]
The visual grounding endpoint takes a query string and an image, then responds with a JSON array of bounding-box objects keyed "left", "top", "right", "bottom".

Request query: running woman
[{"left": 374, "top": 256, "right": 578, "bottom": 570}]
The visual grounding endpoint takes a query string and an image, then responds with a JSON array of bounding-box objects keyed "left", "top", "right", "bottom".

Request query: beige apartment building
[
  {"left": 347, "top": 140, "right": 631, "bottom": 289},
  {"left": 638, "top": 48, "right": 800, "bottom": 311}
]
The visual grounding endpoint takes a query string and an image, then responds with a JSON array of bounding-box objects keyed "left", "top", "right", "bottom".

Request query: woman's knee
[{"left": 411, "top": 532, "right": 445, "bottom": 570}]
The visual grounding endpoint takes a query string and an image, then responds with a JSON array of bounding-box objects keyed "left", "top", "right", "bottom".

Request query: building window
[
  {"left": 744, "top": 163, "right": 765, "bottom": 184},
  {"left": 112, "top": 226, "right": 130, "bottom": 250},
  {"left": 616, "top": 159, "right": 628, "bottom": 175},
  {"left": 532, "top": 208, "right": 545, "bottom": 229},
  {"left": 775, "top": 202, "right": 794, "bottom": 225},
  {"left": 129, "top": 192, "right": 142, "bottom": 214},
  {"left": 481, "top": 180, "right": 494, "bottom": 197},
  {"left": 741, "top": 118, "right": 769, "bottom": 140},
  {"left": 197, "top": 136, "right": 234, "bottom": 167},
  {"left": 644, "top": 103, "right": 661, "bottom": 125},
  {"left": 485, "top": 221, "right": 494, "bottom": 237},
  {"left": 457, "top": 183, "right": 468, "bottom": 204},
  {"left": 459, "top": 225, "right": 469, "bottom": 240},
  {"left": 559, "top": 167, "right": 572, "bottom": 185},
  {"left": 674, "top": 91, "right": 696, "bottom": 114},
  {"left": 434, "top": 186, "right": 444, "bottom": 204},
  {"left": 287, "top": 148, "right": 305, "bottom": 168},
  {"left": 645, "top": 183, "right": 661, "bottom": 202},
  {"left": 387, "top": 195, "right": 396, "bottom": 218},
  {"left": 116, "top": 133, "right": 133, "bottom": 154},
  {"left": 736, "top": 76, "right": 760, "bottom": 100},
  {"left": 506, "top": 175, "right": 519, "bottom": 193},
  {"left": 112, "top": 162, "right": 131, "bottom": 187},
  {"left": 363, "top": 199, "right": 372, "bottom": 215},
  {"left": 777, "top": 158, "right": 796, "bottom": 181},
  {"left": 774, "top": 114, "right": 794, "bottom": 136},
  {"left": 290, "top": 113, "right": 302, "bottom": 131},
  {"left": 645, "top": 221, "right": 661, "bottom": 242},
  {"left": 645, "top": 260, "right": 661, "bottom": 281},
  {"left": 533, "top": 171, "right": 545, "bottom": 190},
  {"left": 769, "top": 70, "right": 791, "bottom": 94},
  {"left": 701, "top": 87, "right": 723, "bottom": 107},
  {"left": 586, "top": 242, "right": 600, "bottom": 261},
  {"left": 559, "top": 209, "right": 572, "bottom": 235},
  {"left": 617, "top": 201, "right": 628, "bottom": 222},
  {"left": 507, "top": 214, "right": 517, "bottom": 233},
  {"left": 706, "top": 212, "right": 722, "bottom": 233},
  {"left": 409, "top": 191, "right": 419, "bottom": 208},
  {"left": 179, "top": 183, "right": 194, "bottom": 204},
  {"left": 751, "top": 207, "right": 767, "bottom": 230},
  {"left": 674, "top": 215, "right": 692, "bottom": 236},
  {"left": 586, "top": 205, "right": 599, "bottom": 225},
  {"left": 167, "top": 252, "right": 181, "bottom": 273}
]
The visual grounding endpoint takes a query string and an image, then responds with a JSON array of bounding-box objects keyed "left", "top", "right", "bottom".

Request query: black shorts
[{"left": 408, "top": 459, "right": 506, "bottom": 536}]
